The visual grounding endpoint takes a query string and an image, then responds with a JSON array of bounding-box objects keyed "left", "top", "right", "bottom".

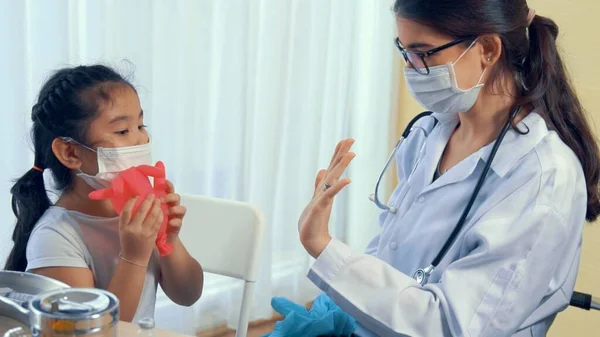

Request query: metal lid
[
  {"left": 29, "top": 288, "right": 119, "bottom": 335},
  {"left": 38, "top": 289, "right": 110, "bottom": 315}
]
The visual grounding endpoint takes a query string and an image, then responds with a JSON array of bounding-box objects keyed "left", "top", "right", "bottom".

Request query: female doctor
[{"left": 296, "top": 1, "right": 600, "bottom": 336}]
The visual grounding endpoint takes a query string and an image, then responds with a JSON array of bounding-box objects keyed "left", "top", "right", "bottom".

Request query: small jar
[{"left": 28, "top": 288, "right": 119, "bottom": 337}]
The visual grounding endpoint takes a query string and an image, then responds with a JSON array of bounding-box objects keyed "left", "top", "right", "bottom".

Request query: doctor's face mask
[
  {"left": 394, "top": 18, "right": 488, "bottom": 114},
  {"left": 403, "top": 38, "right": 485, "bottom": 114}
]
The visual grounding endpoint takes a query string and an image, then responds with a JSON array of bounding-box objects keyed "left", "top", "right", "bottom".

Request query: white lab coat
[{"left": 308, "top": 112, "right": 587, "bottom": 337}]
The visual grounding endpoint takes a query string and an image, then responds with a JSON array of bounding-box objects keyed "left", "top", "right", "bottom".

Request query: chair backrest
[{"left": 179, "top": 194, "right": 265, "bottom": 282}]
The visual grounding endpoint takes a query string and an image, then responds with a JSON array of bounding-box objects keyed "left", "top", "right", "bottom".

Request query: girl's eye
[{"left": 115, "top": 125, "right": 146, "bottom": 135}]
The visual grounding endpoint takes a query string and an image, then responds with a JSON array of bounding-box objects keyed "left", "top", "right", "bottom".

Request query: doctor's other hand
[
  {"left": 262, "top": 293, "right": 356, "bottom": 337},
  {"left": 299, "top": 139, "right": 355, "bottom": 258}
]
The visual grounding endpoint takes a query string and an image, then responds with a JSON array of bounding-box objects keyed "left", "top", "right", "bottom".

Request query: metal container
[
  {"left": 28, "top": 288, "right": 119, "bottom": 337},
  {"left": 0, "top": 272, "right": 119, "bottom": 337},
  {"left": 0, "top": 271, "right": 70, "bottom": 329}
]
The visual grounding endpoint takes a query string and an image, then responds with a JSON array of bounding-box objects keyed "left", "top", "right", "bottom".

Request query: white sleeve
[
  {"left": 308, "top": 202, "right": 573, "bottom": 337},
  {"left": 26, "top": 223, "right": 89, "bottom": 271}
]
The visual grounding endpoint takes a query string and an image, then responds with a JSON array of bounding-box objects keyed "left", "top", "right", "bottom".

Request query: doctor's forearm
[
  {"left": 309, "top": 239, "right": 451, "bottom": 337},
  {"left": 159, "top": 238, "right": 204, "bottom": 306}
]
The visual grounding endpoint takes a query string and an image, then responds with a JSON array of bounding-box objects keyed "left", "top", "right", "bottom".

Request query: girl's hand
[
  {"left": 164, "top": 181, "right": 187, "bottom": 244},
  {"left": 119, "top": 195, "right": 163, "bottom": 267}
]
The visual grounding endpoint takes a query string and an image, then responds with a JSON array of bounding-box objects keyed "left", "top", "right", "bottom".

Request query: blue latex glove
[{"left": 262, "top": 293, "right": 356, "bottom": 337}]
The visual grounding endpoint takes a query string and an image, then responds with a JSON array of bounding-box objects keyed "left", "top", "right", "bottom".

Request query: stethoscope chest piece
[{"left": 413, "top": 265, "right": 435, "bottom": 286}]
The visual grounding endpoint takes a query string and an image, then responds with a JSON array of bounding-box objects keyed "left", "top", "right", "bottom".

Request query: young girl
[{"left": 5, "top": 65, "right": 204, "bottom": 322}]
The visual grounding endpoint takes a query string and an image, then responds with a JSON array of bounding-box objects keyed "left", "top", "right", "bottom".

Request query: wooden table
[
  {"left": 117, "top": 321, "right": 193, "bottom": 336},
  {"left": 0, "top": 316, "right": 194, "bottom": 336}
]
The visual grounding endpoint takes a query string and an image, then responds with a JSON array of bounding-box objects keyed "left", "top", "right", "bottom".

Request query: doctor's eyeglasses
[{"left": 394, "top": 36, "right": 474, "bottom": 75}]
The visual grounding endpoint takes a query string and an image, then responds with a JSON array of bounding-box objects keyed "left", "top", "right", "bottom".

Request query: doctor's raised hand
[{"left": 298, "top": 138, "right": 356, "bottom": 258}]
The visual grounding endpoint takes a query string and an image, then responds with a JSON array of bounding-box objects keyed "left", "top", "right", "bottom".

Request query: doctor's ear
[
  {"left": 478, "top": 35, "right": 502, "bottom": 66},
  {"left": 51, "top": 138, "right": 83, "bottom": 170}
]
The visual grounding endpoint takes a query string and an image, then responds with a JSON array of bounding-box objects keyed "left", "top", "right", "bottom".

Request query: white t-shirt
[{"left": 26, "top": 206, "right": 160, "bottom": 322}]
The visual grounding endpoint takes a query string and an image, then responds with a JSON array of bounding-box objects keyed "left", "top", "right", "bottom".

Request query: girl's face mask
[{"left": 63, "top": 137, "right": 153, "bottom": 190}]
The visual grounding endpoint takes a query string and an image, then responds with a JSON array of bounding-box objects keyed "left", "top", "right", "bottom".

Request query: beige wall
[
  {"left": 393, "top": 1, "right": 600, "bottom": 335},
  {"left": 531, "top": 1, "right": 600, "bottom": 335}
]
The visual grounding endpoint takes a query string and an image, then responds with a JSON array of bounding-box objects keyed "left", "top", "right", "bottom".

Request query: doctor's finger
[
  {"left": 313, "top": 169, "right": 328, "bottom": 196},
  {"left": 327, "top": 139, "right": 354, "bottom": 171},
  {"left": 331, "top": 139, "right": 355, "bottom": 168},
  {"left": 326, "top": 152, "right": 356, "bottom": 182},
  {"left": 320, "top": 178, "right": 352, "bottom": 204},
  {"left": 328, "top": 141, "right": 343, "bottom": 167},
  {"left": 271, "top": 297, "right": 307, "bottom": 317}
]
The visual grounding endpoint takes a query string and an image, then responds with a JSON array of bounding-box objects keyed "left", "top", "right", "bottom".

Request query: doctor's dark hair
[
  {"left": 5, "top": 65, "right": 134, "bottom": 272},
  {"left": 393, "top": 0, "right": 600, "bottom": 222}
]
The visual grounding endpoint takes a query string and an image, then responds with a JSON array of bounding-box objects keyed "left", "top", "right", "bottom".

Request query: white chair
[{"left": 179, "top": 194, "right": 265, "bottom": 337}]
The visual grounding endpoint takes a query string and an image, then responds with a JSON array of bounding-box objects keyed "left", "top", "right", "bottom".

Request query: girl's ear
[{"left": 52, "top": 138, "right": 84, "bottom": 170}]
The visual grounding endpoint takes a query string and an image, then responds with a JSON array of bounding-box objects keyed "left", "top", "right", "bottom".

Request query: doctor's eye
[
  {"left": 139, "top": 124, "right": 148, "bottom": 130},
  {"left": 116, "top": 129, "right": 129, "bottom": 136}
]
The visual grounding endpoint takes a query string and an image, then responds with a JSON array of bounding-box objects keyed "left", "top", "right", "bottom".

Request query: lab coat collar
[
  {"left": 420, "top": 116, "right": 460, "bottom": 189},
  {"left": 478, "top": 111, "right": 548, "bottom": 178},
  {"left": 421, "top": 111, "right": 548, "bottom": 191}
]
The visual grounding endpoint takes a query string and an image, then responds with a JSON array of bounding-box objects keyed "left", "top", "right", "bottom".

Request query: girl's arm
[
  {"left": 158, "top": 181, "right": 204, "bottom": 306},
  {"left": 159, "top": 237, "right": 203, "bottom": 306}
]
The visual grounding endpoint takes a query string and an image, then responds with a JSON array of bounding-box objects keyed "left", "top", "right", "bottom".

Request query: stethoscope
[{"left": 369, "top": 107, "right": 520, "bottom": 286}]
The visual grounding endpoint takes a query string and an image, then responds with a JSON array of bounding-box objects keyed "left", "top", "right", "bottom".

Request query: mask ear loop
[
  {"left": 61, "top": 137, "right": 97, "bottom": 154},
  {"left": 452, "top": 38, "right": 479, "bottom": 66},
  {"left": 449, "top": 38, "right": 487, "bottom": 92},
  {"left": 61, "top": 137, "right": 108, "bottom": 175}
]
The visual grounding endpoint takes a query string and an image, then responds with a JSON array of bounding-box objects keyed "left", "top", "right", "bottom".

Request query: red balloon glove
[{"left": 89, "top": 161, "right": 174, "bottom": 256}]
